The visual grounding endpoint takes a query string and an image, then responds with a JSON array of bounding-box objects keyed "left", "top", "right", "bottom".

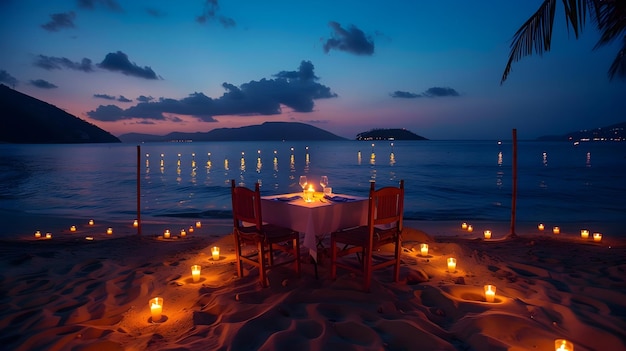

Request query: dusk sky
[{"left": 1, "top": 0, "right": 624, "bottom": 140}]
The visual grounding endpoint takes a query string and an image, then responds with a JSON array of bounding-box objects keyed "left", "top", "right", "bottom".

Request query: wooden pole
[
  {"left": 509, "top": 129, "right": 518, "bottom": 237},
  {"left": 137, "top": 145, "right": 142, "bottom": 236}
]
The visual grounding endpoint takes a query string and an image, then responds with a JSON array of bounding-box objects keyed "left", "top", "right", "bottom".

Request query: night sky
[{"left": 1, "top": 0, "right": 624, "bottom": 140}]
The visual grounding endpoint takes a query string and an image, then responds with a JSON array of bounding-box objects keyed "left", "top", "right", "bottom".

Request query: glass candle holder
[
  {"left": 538, "top": 223, "right": 544, "bottom": 231},
  {"left": 484, "top": 284, "right": 496, "bottom": 302},
  {"left": 554, "top": 339, "right": 573, "bottom": 351},
  {"left": 212, "top": 246, "right": 220, "bottom": 261},
  {"left": 149, "top": 297, "right": 163, "bottom": 322},
  {"left": 553, "top": 226, "right": 560, "bottom": 234},
  {"left": 447, "top": 257, "right": 456, "bottom": 272},
  {"left": 483, "top": 230, "right": 491, "bottom": 239},
  {"left": 191, "top": 265, "right": 201, "bottom": 282},
  {"left": 420, "top": 243, "right": 428, "bottom": 257},
  {"left": 593, "top": 233, "right": 602, "bottom": 242},
  {"left": 164, "top": 229, "right": 171, "bottom": 239},
  {"left": 580, "top": 229, "right": 589, "bottom": 239}
]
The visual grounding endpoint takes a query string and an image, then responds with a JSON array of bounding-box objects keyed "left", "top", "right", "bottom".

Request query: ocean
[{"left": 1, "top": 140, "right": 625, "bottom": 236}]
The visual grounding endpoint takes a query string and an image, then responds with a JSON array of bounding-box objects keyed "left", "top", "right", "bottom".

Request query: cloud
[
  {"left": 117, "top": 95, "right": 132, "bottom": 102},
  {"left": 34, "top": 55, "right": 94, "bottom": 72},
  {"left": 30, "top": 79, "right": 58, "bottom": 89},
  {"left": 94, "top": 93, "right": 116, "bottom": 100},
  {"left": 323, "top": 21, "right": 374, "bottom": 55},
  {"left": 77, "top": 0, "right": 123, "bottom": 12},
  {"left": 98, "top": 51, "right": 159, "bottom": 79},
  {"left": 41, "top": 11, "right": 76, "bottom": 32},
  {"left": 145, "top": 7, "right": 165, "bottom": 17},
  {"left": 87, "top": 60, "right": 337, "bottom": 122},
  {"left": 0, "top": 69, "right": 18, "bottom": 87},
  {"left": 391, "top": 87, "right": 460, "bottom": 99},
  {"left": 196, "top": 0, "right": 236, "bottom": 28},
  {"left": 136, "top": 95, "right": 154, "bottom": 102}
]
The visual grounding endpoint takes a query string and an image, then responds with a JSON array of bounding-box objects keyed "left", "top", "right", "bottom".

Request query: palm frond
[
  {"left": 593, "top": 0, "right": 626, "bottom": 48},
  {"left": 608, "top": 35, "right": 626, "bottom": 79}
]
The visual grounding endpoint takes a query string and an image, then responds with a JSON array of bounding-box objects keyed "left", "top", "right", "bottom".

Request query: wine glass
[
  {"left": 299, "top": 176, "right": 307, "bottom": 195},
  {"left": 319, "top": 176, "right": 328, "bottom": 193}
]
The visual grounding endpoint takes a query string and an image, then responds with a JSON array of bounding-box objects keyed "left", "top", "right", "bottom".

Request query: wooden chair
[
  {"left": 230, "top": 179, "right": 301, "bottom": 287},
  {"left": 330, "top": 180, "right": 404, "bottom": 291}
]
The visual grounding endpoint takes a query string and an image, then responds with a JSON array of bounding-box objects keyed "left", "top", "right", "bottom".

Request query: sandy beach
[{"left": 1, "top": 216, "right": 625, "bottom": 351}]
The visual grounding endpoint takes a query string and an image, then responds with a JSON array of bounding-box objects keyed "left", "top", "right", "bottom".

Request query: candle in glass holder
[
  {"left": 89, "top": 219, "right": 94, "bottom": 226},
  {"left": 133, "top": 219, "right": 139, "bottom": 227},
  {"left": 538, "top": 223, "right": 545, "bottom": 231},
  {"left": 180, "top": 229, "right": 186, "bottom": 237},
  {"left": 447, "top": 257, "right": 456, "bottom": 272},
  {"left": 45, "top": 232, "right": 52, "bottom": 239},
  {"left": 305, "top": 185, "right": 314, "bottom": 202},
  {"left": 189, "top": 226, "right": 194, "bottom": 233},
  {"left": 483, "top": 230, "right": 492, "bottom": 239},
  {"left": 461, "top": 222, "right": 468, "bottom": 230},
  {"left": 484, "top": 284, "right": 496, "bottom": 302},
  {"left": 149, "top": 297, "right": 163, "bottom": 322},
  {"left": 195, "top": 221, "right": 202, "bottom": 228},
  {"left": 164, "top": 229, "right": 171, "bottom": 239},
  {"left": 34, "top": 230, "right": 42, "bottom": 238},
  {"left": 553, "top": 226, "right": 560, "bottom": 234},
  {"left": 70, "top": 225, "right": 76, "bottom": 232},
  {"left": 554, "top": 339, "right": 573, "bottom": 351},
  {"left": 212, "top": 246, "right": 220, "bottom": 261},
  {"left": 420, "top": 243, "right": 429, "bottom": 256},
  {"left": 580, "top": 229, "right": 589, "bottom": 239},
  {"left": 593, "top": 233, "right": 602, "bottom": 242},
  {"left": 467, "top": 225, "right": 473, "bottom": 232},
  {"left": 85, "top": 236, "right": 94, "bottom": 241},
  {"left": 191, "top": 265, "right": 201, "bottom": 282},
  {"left": 106, "top": 227, "right": 113, "bottom": 235}
]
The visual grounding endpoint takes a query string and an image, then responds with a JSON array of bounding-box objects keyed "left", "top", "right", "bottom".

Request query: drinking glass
[
  {"left": 319, "top": 176, "right": 328, "bottom": 192},
  {"left": 299, "top": 176, "right": 307, "bottom": 194}
]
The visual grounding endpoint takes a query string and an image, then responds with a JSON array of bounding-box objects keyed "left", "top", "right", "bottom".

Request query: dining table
[{"left": 260, "top": 191, "right": 369, "bottom": 266}]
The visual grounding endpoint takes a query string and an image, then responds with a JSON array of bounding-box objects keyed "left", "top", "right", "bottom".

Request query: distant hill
[
  {"left": 0, "top": 84, "right": 120, "bottom": 144},
  {"left": 119, "top": 121, "right": 347, "bottom": 142},
  {"left": 356, "top": 128, "right": 428, "bottom": 141},
  {"left": 537, "top": 122, "right": 626, "bottom": 142}
]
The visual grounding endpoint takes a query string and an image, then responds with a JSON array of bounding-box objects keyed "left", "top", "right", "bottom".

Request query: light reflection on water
[{"left": 0, "top": 141, "right": 625, "bottom": 229}]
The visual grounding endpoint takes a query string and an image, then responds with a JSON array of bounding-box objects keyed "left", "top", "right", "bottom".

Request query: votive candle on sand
[
  {"left": 133, "top": 219, "right": 138, "bottom": 227},
  {"left": 484, "top": 284, "right": 496, "bottom": 303},
  {"left": 555, "top": 339, "right": 573, "bottom": 351},
  {"left": 189, "top": 226, "right": 194, "bottom": 233},
  {"left": 86, "top": 236, "right": 94, "bottom": 241},
  {"left": 420, "top": 243, "right": 429, "bottom": 257},
  {"left": 34, "top": 230, "right": 41, "bottom": 238},
  {"left": 180, "top": 229, "right": 186, "bottom": 237},
  {"left": 580, "top": 229, "right": 589, "bottom": 239},
  {"left": 467, "top": 225, "right": 473, "bottom": 232},
  {"left": 447, "top": 257, "right": 456, "bottom": 272},
  {"left": 89, "top": 219, "right": 94, "bottom": 226},
  {"left": 212, "top": 246, "right": 220, "bottom": 261},
  {"left": 593, "top": 233, "right": 602, "bottom": 242},
  {"left": 106, "top": 227, "right": 113, "bottom": 235},
  {"left": 484, "top": 230, "right": 492, "bottom": 239},
  {"left": 461, "top": 222, "right": 468, "bottom": 230},
  {"left": 195, "top": 221, "right": 202, "bottom": 228},
  {"left": 70, "top": 225, "right": 76, "bottom": 232},
  {"left": 164, "top": 229, "right": 171, "bottom": 239},
  {"left": 538, "top": 223, "right": 545, "bottom": 231},
  {"left": 149, "top": 297, "right": 163, "bottom": 322},
  {"left": 45, "top": 232, "right": 52, "bottom": 239},
  {"left": 191, "top": 265, "right": 201, "bottom": 282},
  {"left": 553, "top": 226, "right": 560, "bottom": 234}
]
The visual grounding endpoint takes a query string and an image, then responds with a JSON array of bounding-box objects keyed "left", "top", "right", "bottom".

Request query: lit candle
[
  {"left": 34, "top": 230, "right": 41, "bottom": 238},
  {"left": 191, "top": 265, "right": 201, "bottom": 282},
  {"left": 593, "top": 233, "right": 602, "bottom": 242},
  {"left": 106, "top": 227, "right": 113, "bottom": 235},
  {"left": 45, "top": 232, "right": 52, "bottom": 239},
  {"left": 420, "top": 243, "right": 429, "bottom": 257},
  {"left": 70, "top": 225, "right": 76, "bottom": 232},
  {"left": 164, "top": 229, "right": 170, "bottom": 239},
  {"left": 467, "top": 225, "right": 473, "bottom": 232},
  {"left": 484, "top": 284, "right": 496, "bottom": 303},
  {"left": 180, "top": 229, "right": 186, "bottom": 237},
  {"left": 538, "top": 223, "right": 545, "bottom": 231},
  {"left": 212, "top": 246, "right": 220, "bottom": 261},
  {"left": 133, "top": 219, "right": 139, "bottom": 227},
  {"left": 554, "top": 339, "right": 573, "bottom": 351},
  {"left": 553, "top": 226, "right": 560, "bottom": 234},
  {"left": 189, "top": 226, "right": 194, "bottom": 233},
  {"left": 306, "top": 185, "right": 314, "bottom": 202},
  {"left": 149, "top": 297, "right": 163, "bottom": 322},
  {"left": 580, "top": 229, "right": 589, "bottom": 239},
  {"left": 86, "top": 236, "right": 94, "bottom": 241},
  {"left": 195, "top": 221, "right": 202, "bottom": 228},
  {"left": 461, "top": 222, "right": 468, "bottom": 230},
  {"left": 89, "top": 219, "right": 94, "bottom": 226},
  {"left": 483, "top": 230, "right": 491, "bottom": 239},
  {"left": 447, "top": 257, "right": 456, "bottom": 272}
]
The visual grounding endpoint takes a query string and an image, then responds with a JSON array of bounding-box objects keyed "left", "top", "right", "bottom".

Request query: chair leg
[
  {"left": 258, "top": 240, "right": 268, "bottom": 288},
  {"left": 330, "top": 236, "right": 337, "bottom": 280},
  {"left": 234, "top": 234, "right": 244, "bottom": 278},
  {"left": 293, "top": 237, "right": 301, "bottom": 277}
]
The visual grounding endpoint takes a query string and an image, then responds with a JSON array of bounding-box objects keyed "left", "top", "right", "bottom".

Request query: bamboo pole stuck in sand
[
  {"left": 137, "top": 144, "right": 141, "bottom": 236},
  {"left": 509, "top": 129, "right": 518, "bottom": 237}
]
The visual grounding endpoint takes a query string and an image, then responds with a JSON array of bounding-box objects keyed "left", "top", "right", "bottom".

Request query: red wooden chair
[
  {"left": 231, "top": 179, "right": 301, "bottom": 287},
  {"left": 330, "top": 180, "right": 404, "bottom": 291}
]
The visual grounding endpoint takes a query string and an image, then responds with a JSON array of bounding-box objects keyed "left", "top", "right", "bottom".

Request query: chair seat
[{"left": 333, "top": 225, "right": 398, "bottom": 247}]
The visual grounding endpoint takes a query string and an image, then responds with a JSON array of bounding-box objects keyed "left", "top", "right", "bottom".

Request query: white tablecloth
[{"left": 261, "top": 192, "right": 368, "bottom": 261}]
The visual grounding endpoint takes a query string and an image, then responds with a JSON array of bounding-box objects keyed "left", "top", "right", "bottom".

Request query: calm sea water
[{"left": 1, "top": 140, "right": 625, "bottom": 232}]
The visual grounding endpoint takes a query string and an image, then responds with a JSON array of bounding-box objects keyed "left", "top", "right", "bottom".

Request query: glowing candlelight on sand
[
  {"left": 149, "top": 297, "right": 163, "bottom": 322},
  {"left": 189, "top": 226, "right": 194, "bottom": 233},
  {"left": 483, "top": 230, "right": 491, "bottom": 239},
  {"left": 164, "top": 229, "right": 171, "bottom": 239},
  {"left": 70, "top": 225, "right": 76, "bottom": 232},
  {"left": 212, "top": 246, "right": 220, "bottom": 261},
  {"left": 447, "top": 257, "right": 456, "bottom": 272},
  {"left": 34, "top": 231, "right": 41, "bottom": 238},
  {"left": 461, "top": 222, "right": 468, "bottom": 230},
  {"left": 86, "top": 236, "right": 94, "bottom": 241},
  {"left": 45, "top": 232, "right": 52, "bottom": 239},
  {"left": 89, "top": 219, "right": 94, "bottom": 226},
  {"left": 538, "top": 223, "right": 545, "bottom": 231},
  {"left": 180, "top": 229, "right": 186, "bottom": 237},
  {"left": 467, "top": 225, "right": 473, "bottom": 232},
  {"left": 133, "top": 219, "right": 138, "bottom": 227},
  {"left": 554, "top": 339, "right": 573, "bottom": 351},
  {"left": 106, "top": 227, "right": 113, "bottom": 235},
  {"left": 191, "top": 265, "right": 201, "bottom": 282},
  {"left": 553, "top": 226, "right": 560, "bottom": 234},
  {"left": 593, "top": 233, "right": 602, "bottom": 242},
  {"left": 580, "top": 229, "right": 589, "bottom": 239},
  {"left": 196, "top": 221, "right": 202, "bottom": 228},
  {"left": 484, "top": 284, "right": 496, "bottom": 302},
  {"left": 420, "top": 243, "right": 429, "bottom": 256}
]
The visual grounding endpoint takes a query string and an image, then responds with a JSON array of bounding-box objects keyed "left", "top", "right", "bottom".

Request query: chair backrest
[
  {"left": 368, "top": 180, "right": 404, "bottom": 231},
  {"left": 230, "top": 179, "right": 263, "bottom": 231}
]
